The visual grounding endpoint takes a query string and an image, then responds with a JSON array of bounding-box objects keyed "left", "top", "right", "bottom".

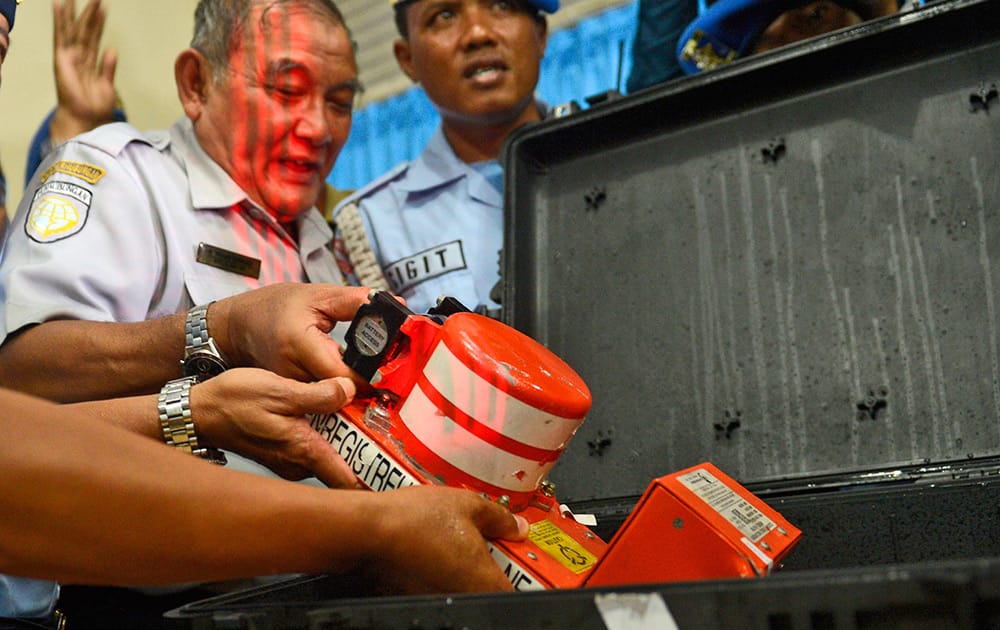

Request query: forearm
[
  {"left": 0, "top": 388, "right": 375, "bottom": 585},
  {"left": 0, "top": 317, "right": 186, "bottom": 402},
  {"left": 48, "top": 105, "right": 103, "bottom": 146},
  {"left": 71, "top": 393, "right": 161, "bottom": 439}
]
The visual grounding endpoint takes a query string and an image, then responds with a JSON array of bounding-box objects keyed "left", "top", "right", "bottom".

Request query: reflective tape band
[
  {"left": 420, "top": 342, "right": 583, "bottom": 450},
  {"left": 398, "top": 384, "right": 557, "bottom": 495}
]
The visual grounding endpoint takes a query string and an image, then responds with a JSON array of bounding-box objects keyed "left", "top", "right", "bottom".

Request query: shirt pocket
[{"left": 184, "top": 270, "right": 256, "bottom": 306}]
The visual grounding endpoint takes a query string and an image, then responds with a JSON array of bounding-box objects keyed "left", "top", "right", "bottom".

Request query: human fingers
[
  {"left": 214, "top": 284, "right": 370, "bottom": 381},
  {"left": 302, "top": 437, "right": 360, "bottom": 488},
  {"left": 291, "top": 375, "right": 357, "bottom": 413},
  {"left": 78, "top": 0, "right": 104, "bottom": 66},
  {"left": 52, "top": 0, "right": 70, "bottom": 50},
  {"left": 309, "top": 284, "right": 373, "bottom": 323},
  {"left": 84, "top": 1, "right": 106, "bottom": 45},
  {"left": 367, "top": 488, "right": 519, "bottom": 594},
  {"left": 253, "top": 422, "right": 357, "bottom": 488},
  {"left": 284, "top": 285, "right": 373, "bottom": 381},
  {"left": 99, "top": 48, "right": 117, "bottom": 83},
  {"left": 288, "top": 377, "right": 361, "bottom": 487},
  {"left": 192, "top": 370, "right": 359, "bottom": 485},
  {"left": 284, "top": 325, "right": 362, "bottom": 385},
  {"left": 477, "top": 500, "right": 530, "bottom": 543}
]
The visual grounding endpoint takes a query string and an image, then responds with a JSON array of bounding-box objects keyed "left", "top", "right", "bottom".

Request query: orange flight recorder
[{"left": 310, "top": 291, "right": 801, "bottom": 590}]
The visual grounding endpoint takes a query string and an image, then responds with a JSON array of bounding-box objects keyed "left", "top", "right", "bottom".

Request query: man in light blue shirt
[{"left": 333, "top": 0, "right": 556, "bottom": 316}]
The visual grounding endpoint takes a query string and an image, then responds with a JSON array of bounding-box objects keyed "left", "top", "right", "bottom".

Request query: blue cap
[
  {"left": 675, "top": 0, "right": 903, "bottom": 75},
  {"left": 676, "top": 0, "right": 800, "bottom": 75},
  {"left": 0, "top": 0, "right": 17, "bottom": 31},
  {"left": 530, "top": 0, "right": 559, "bottom": 11}
]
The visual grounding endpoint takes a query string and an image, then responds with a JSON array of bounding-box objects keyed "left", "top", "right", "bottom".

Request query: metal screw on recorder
[{"left": 363, "top": 392, "right": 394, "bottom": 436}]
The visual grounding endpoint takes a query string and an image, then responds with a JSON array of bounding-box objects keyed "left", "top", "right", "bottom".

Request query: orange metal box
[{"left": 586, "top": 462, "right": 802, "bottom": 586}]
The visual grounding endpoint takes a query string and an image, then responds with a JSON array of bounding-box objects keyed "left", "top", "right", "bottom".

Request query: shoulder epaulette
[
  {"left": 73, "top": 122, "right": 157, "bottom": 158},
  {"left": 333, "top": 161, "right": 410, "bottom": 220}
]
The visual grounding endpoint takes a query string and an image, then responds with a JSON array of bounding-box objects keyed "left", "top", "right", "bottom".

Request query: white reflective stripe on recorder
[
  {"left": 420, "top": 342, "right": 584, "bottom": 450},
  {"left": 399, "top": 383, "right": 557, "bottom": 493}
]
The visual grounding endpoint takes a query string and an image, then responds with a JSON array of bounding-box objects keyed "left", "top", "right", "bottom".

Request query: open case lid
[{"left": 502, "top": 0, "right": 1000, "bottom": 503}]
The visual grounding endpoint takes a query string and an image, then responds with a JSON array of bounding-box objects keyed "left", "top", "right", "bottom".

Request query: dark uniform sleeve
[{"left": 626, "top": 0, "right": 704, "bottom": 93}]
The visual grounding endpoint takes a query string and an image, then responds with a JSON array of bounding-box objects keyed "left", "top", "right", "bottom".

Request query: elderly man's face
[
  {"left": 198, "top": 2, "right": 359, "bottom": 221},
  {"left": 394, "top": 0, "right": 547, "bottom": 131}
]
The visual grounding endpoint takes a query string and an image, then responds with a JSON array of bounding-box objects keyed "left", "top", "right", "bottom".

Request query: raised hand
[{"left": 50, "top": 0, "right": 119, "bottom": 143}]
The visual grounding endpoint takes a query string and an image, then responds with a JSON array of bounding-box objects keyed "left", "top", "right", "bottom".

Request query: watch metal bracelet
[
  {"left": 183, "top": 302, "right": 230, "bottom": 379},
  {"left": 185, "top": 302, "right": 216, "bottom": 351},
  {"left": 158, "top": 376, "right": 227, "bottom": 465}
]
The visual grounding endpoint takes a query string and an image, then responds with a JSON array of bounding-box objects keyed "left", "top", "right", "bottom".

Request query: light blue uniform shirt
[
  {"left": 1, "top": 117, "right": 340, "bottom": 339},
  {"left": 334, "top": 128, "right": 504, "bottom": 315},
  {"left": 0, "top": 576, "right": 58, "bottom": 618}
]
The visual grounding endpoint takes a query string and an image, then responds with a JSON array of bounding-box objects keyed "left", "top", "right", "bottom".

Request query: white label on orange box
[
  {"left": 677, "top": 468, "right": 776, "bottom": 542},
  {"left": 310, "top": 413, "right": 420, "bottom": 492},
  {"left": 488, "top": 544, "right": 545, "bottom": 592}
]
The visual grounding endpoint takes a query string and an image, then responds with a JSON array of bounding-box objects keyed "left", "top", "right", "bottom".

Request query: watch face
[{"left": 184, "top": 352, "right": 228, "bottom": 380}]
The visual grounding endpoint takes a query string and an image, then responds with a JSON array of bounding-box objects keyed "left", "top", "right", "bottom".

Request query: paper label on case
[{"left": 677, "top": 468, "right": 776, "bottom": 542}]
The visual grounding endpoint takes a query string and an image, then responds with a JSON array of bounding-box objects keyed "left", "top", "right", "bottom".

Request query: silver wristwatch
[
  {"left": 182, "top": 302, "right": 229, "bottom": 380},
  {"left": 158, "top": 376, "right": 227, "bottom": 465}
]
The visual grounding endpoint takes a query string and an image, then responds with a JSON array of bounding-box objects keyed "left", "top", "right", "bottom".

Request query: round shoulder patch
[{"left": 25, "top": 181, "right": 92, "bottom": 243}]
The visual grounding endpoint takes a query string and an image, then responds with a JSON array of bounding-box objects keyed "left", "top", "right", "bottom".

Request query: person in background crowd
[
  {"left": 24, "top": 0, "right": 126, "bottom": 188},
  {"left": 677, "top": 0, "right": 907, "bottom": 75},
  {"left": 333, "top": 0, "right": 555, "bottom": 316},
  {"left": 626, "top": 0, "right": 700, "bottom": 92},
  {"left": 626, "top": 0, "right": 910, "bottom": 94}
]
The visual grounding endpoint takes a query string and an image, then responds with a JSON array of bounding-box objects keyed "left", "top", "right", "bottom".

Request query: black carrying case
[{"left": 166, "top": 0, "right": 1000, "bottom": 626}]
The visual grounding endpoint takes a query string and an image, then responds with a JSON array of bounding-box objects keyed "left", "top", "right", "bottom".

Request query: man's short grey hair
[{"left": 191, "top": 0, "right": 354, "bottom": 81}]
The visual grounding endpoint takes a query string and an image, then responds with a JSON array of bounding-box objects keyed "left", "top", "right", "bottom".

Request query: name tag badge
[
  {"left": 384, "top": 240, "right": 467, "bottom": 294},
  {"left": 195, "top": 242, "right": 262, "bottom": 279}
]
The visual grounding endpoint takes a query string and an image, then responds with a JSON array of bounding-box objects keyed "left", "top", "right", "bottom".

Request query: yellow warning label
[
  {"left": 528, "top": 520, "right": 597, "bottom": 575},
  {"left": 41, "top": 160, "right": 106, "bottom": 185}
]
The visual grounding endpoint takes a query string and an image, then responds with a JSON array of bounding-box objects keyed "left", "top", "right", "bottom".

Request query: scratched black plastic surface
[
  {"left": 502, "top": 0, "right": 1000, "bottom": 503},
  {"left": 165, "top": 558, "right": 1000, "bottom": 629}
]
